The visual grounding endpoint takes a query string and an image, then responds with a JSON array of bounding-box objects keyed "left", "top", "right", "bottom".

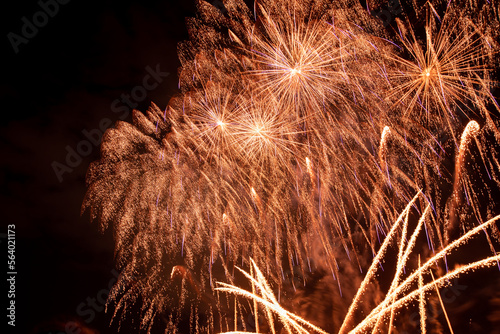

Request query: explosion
[{"left": 82, "top": 0, "right": 500, "bottom": 332}]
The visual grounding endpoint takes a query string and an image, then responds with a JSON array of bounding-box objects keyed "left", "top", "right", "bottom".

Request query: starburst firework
[{"left": 83, "top": 0, "right": 500, "bottom": 332}]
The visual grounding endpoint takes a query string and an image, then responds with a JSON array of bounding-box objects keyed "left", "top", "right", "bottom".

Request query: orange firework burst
[
  {"left": 386, "top": 4, "right": 493, "bottom": 138},
  {"left": 83, "top": 0, "right": 500, "bottom": 333}
]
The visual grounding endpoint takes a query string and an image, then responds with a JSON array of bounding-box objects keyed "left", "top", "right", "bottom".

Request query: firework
[
  {"left": 83, "top": 0, "right": 500, "bottom": 332},
  {"left": 217, "top": 198, "right": 500, "bottom": 333}
]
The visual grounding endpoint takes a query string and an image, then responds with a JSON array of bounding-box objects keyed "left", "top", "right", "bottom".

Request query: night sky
[
  {"left": 2, "top": 0, "right": 500, "bottom": 334},
  {"left": 2, "top": 1, "right": 196, "bottom": 333}
]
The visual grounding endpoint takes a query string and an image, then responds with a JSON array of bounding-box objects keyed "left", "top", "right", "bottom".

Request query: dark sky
[
  {"left": 1, "top": 1, "right": 197, "bottom": 333},
  {"left": 2, "top": 1, "right": 500, "bottom": 333}
]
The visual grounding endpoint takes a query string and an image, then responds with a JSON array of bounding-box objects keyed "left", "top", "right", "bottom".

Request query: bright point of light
[
  {"left": 290, "top": 67, "right": 302, "bottom": 75},
  {"left": 253, "top": 125, "right": 264, "bottom": 135}
]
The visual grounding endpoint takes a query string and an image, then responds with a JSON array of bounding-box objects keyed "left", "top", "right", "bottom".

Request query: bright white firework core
[{"left": 290, "top": 67, "right": 302, "bottom": 75}]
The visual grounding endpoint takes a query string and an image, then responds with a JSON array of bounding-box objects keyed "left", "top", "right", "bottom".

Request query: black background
[
  {"left": 1, "top": 0, "right": 197, "bottom": 332},
  {"left": 1, "top": 0, "right": 499, "bottom": 333}
]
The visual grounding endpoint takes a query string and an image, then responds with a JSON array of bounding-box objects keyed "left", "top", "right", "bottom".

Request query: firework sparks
[{"left": 83, "top": 0, "right": 500, "bottom": 332}]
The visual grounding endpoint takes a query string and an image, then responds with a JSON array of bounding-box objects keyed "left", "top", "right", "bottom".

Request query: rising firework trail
[{"left": 83, "top": 0, "right": 500, "bottom": 332}]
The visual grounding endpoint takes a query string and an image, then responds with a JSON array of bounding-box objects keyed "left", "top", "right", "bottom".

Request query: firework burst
[
  {"left": 83, "top": 0, "right": 500, "bottom": 332},
  {"left": 386, "top": 6, "right": 492, "bottom": 137}
]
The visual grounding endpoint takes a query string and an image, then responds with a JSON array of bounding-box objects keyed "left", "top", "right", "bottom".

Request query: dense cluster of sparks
[{"left": 83, "top": 0, "right": 500, "bottom": 333}]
